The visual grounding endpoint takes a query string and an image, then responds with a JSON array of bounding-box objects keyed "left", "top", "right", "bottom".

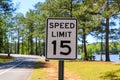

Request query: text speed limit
[{"left": 46, "top": 18, "right": 77, "bottom": 60}]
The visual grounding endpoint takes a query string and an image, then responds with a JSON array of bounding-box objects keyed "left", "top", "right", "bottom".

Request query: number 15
[{"left": 52, "top": 40, "right": 71, "bottom": 55}]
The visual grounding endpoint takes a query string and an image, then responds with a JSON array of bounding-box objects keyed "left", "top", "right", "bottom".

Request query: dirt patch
[{"left": 43, "top": 61, "right": 82, "bottom": 80}]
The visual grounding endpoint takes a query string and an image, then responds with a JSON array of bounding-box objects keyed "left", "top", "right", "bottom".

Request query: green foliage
[
  {"left": 79, "top": 52, "right": 85, "bottom": 60},
  {"left": 109, "top": 42, "right": 120, "bottom": 54},
  {"left": 0, "top": 0, "right": 15, "bottom": 14},
  {"left": 0, "top": 0, "right": 15, "bottom": 53},
  {"left": 0, "top": 55, "right": 13, "bottom": 63},
  {"left": 0, "top": 18, "right": 5, "bottom": 52},
  {"left": 0, "top": 0, "right": 120, "bottom": 57},
  {"left": 87, "top": 43, "right": 99, "bottom": 53},
  {"left": 86, "top": 42, "right": 120, "bottom": 54}
]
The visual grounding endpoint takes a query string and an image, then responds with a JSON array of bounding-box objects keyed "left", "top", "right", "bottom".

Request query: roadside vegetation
[
  {"left": 65, "top": 61, "right": 120, "bottom": 80},
  {"left": 30, "top": 60, "right": 120, "bottom": 80},
  {"left": 30, "top": 61, "right": 47, "bottom": 80},
  {"left": 86, "top": 42, "right": 120, "bottom": 54},
  {"left": 78, "top": 42, "right": 120, "bottom": 59},
  {"left": 0, "top": 55, "right": 13, "bottom": 63}
]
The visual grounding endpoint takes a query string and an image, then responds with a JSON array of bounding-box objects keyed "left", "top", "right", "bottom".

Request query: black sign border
[{"left": 46, "top": 18, "right": 77, "bottom": 60}]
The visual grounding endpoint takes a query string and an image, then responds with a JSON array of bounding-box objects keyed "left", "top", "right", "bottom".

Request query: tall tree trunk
[
  {"left": 21, "top": 37, "right": 24, "bottom": 54},
  {"left": 15, "top": 41, "right": 17, "bottom": 54},
  {"left": 29, "top": 23, "right": 34, "bottom": 55},
  {"left": 7, "top": 40, "right": 10, "bottom": 57},
  {"left": 35, "top": 37, "right": 38, "bottom": 55},
  {"left": 82, "top": 28, "right": 88, "bottom": 61},
  {"left": 0, "top": 30, "right": 3, "bottom": 53},
  {"left": 10, "top": 42, "right": 12, "bottom": 53},
  {"left": 100, "top": 35, "right": 103, "bottom": 61},
  {"left": 17, "top": 28, "right": 20, "bottom": 54},
  {"left": 38, "top": 37, "right": 41, "bottom": 55},
  {"left": 81, "top": 40, "right": 84, "bottom": 52},
  {"left": 30, "top": 36, "right": 33, "bottom": 55},
  {"left": 28, "top": 39, "right": 30, "bottom": 55},
  {"left": 105, "top": 18, "right": 110, "bottom": 61},
  {"left": 43, "top": 41, "right": 45, "bottom": 56}
]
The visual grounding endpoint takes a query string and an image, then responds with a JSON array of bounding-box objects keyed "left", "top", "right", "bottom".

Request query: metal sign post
[
  {"left": 59, "top": 60, "right": 64, "bottom": 80},
  {"left": 46, "top": 18, "right": 77, "bottom": 80}
]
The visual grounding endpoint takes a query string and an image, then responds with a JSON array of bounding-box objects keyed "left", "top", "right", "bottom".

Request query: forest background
[{"left": 0, "top": 0, "right": 120, "bottom": 61}]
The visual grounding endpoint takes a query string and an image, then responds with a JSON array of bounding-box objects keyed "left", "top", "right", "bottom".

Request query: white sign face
[{"left": 46, "top": 18, "right": 77, "bottom": 60}]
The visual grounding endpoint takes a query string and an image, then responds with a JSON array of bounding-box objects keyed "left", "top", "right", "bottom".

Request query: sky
[{"left": 13, "top": 0, "right": 45, "bottom": 14}]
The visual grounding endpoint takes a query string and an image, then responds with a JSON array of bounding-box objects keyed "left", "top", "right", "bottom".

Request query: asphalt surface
[{"left": 0, "top": 54, "right": 43, "bottom": 80}]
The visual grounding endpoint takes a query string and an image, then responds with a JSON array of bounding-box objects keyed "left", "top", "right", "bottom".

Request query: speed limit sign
[{"left": 46, "top": 18, "right": 77, "bottom": 60}]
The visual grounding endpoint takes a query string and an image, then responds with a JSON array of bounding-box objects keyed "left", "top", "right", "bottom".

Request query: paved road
[{"left": 0, "top": 54, "right": 44, "bottom": 80}]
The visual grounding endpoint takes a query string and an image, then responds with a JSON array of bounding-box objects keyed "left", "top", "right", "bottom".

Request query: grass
[
  {"left": 0, "top": 55, "right": 13, "bottom": 63},
  {"left": 30, "top": 60, "right": 120, "bottom": 80},
  {"left": 64, "top": 61, "right": 120, "bottom": 80},
  {"left": 30, "top": 61, "right": 47, "bottom": 80}
]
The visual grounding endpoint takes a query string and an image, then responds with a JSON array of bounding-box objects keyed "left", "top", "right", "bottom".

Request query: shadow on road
[
  {"left": 34, "top": 61, "right": 49, "bottom": 69},
  {"left": 0, "top": 56, "right": 43, "bottom": 70},
  {"left": 0, "top": 60, "right": 36, "bottom": 70},
  {"left": 0, "top": 53, "right": 49, "bottom": 71}
]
